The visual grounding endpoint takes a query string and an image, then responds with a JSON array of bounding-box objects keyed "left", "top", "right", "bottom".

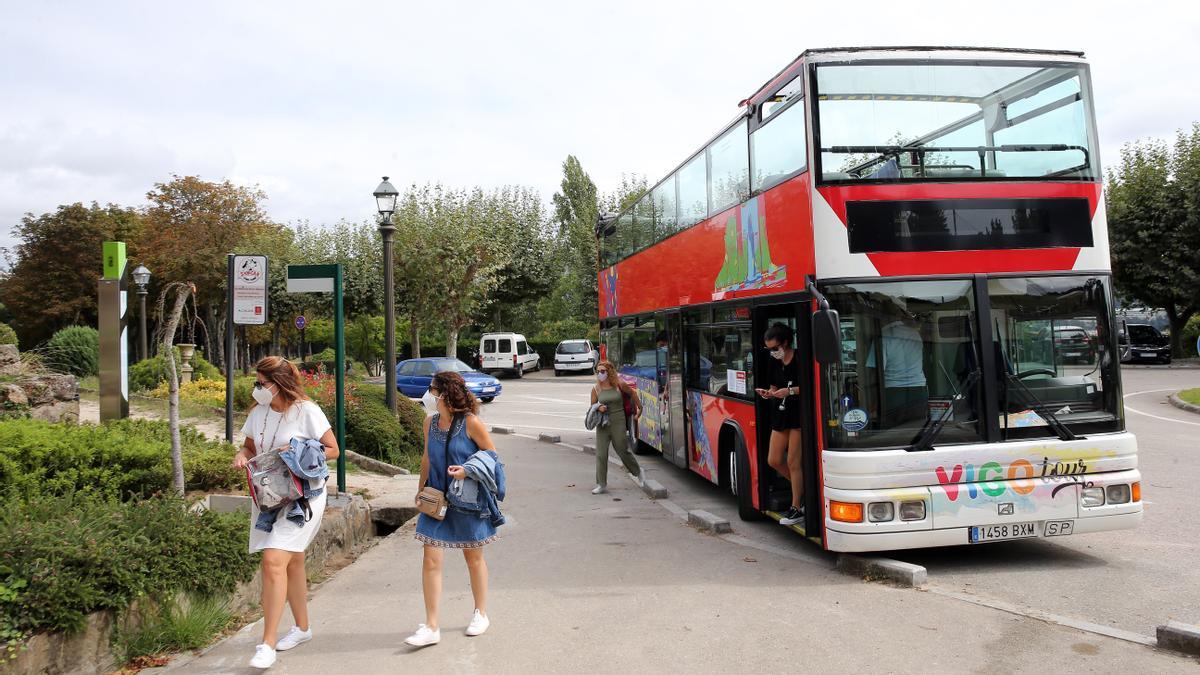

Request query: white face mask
[
  {"left": 596, "top": 371, "right": 608, "bottom": 382},
  {"left": 769, "top": 348, "right": 785, "bottom": 360},
  {"left": 421, "top": 389, "right": 439, "bottom": 415},
  {"left": 253, "top": 382, "right": 275, "bottom": 406}
]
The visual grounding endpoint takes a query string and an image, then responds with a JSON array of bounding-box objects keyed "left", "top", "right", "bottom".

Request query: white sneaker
[
  {"left": 634, "top": 468, "right": 646, "bottom": 488},
  {"left": 591, "top": 484, "right": 607, "bottom": 494},
  {"left": 404, "top": 624, "right": 440, "bottom": 647},
  {"left": 249, "top": 643, "right": 276, "bottom": 669},
  {"left": 275, "top": 626, "right": 312, "bottom": 651},
  {"left": 465, "top": 610, "right": 490, "bottom": 636}
]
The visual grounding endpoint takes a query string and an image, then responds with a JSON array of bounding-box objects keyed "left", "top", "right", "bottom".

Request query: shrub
[
  {"left": 129, "top": 349, "right": 220, "bottom": 392},
  {"left": 0, "top": 492, "right": 255, "bottom": 643},
  {"left": 0, "top": 418, "right": 241, "bottom": 501},
  {"left": 44, "top": 326, "right": 99, "bottom": 377},
  {"left": 334, "top": 384, "right": 423, "bottom": 472},
  {"left": 149, "top": 378, "right": 226, "bottom": 408},
  {"left": 0, "top": 323, "right": 16, "bottom": 346},
  {"left": 232, "top": 376, "right": 256, "bottom": 410}
]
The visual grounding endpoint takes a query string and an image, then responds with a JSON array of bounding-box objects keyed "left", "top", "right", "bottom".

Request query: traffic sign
[{"left": 296, "top": 315, "right": 307, "bottom": 331}]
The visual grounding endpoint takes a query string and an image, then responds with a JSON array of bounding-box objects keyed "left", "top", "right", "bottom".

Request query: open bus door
[
  {"left": 660, "top": 311, "right": 688, "bottom": 468},
  {"left": 753, "top": 300, "right": 821, "bottom": 537}
]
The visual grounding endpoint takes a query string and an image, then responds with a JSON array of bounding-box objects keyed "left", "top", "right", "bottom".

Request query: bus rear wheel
[{"left": 731, "top": 436, "right": 760, "bottom": 521}]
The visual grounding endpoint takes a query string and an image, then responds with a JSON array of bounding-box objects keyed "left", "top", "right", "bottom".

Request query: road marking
[
  {"left": 1122, "top": 388, "right": 1200, "bottom": 427},
  {"left": 514, "top": 395, "right": 589, "bottom": 405},
  {"left": 505, "top": 424, "right": 589, "bottom": 432},
  {"left": 513, "top": 410, "right": 585, "bottom": 419}
]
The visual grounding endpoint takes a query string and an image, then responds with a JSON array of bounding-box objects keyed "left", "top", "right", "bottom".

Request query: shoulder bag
[
  {"left": 416, "top": 414, "right": 460, "bottom": 521},
  {"left": 246, "top": 447, "right": 305, "bottom": 511}
]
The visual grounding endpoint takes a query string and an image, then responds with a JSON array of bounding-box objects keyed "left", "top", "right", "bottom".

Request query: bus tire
[{"left": 732, "top": 436, "right": 760, "bottom": 521}]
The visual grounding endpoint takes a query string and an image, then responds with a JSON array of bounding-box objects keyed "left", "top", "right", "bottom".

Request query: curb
[
  {"left": 345, "top": 449, "right": 410, "bottom": 475},
  {"left": 836, "top": 554, "right": 927, "bottom": 588},
  {"left": 491, "top": 425, "right": 515, "bottom": 435},
  {"left": 538, "top": 432, "right": 562, "bottom": 443},
  {"left": 641, "top": 479, "right": 669, "bottom": 499},
  {"left": 687, "top": 509, "right": 731, "bottom": 533},
  {"left": 1157, "top": 621, "right": 1200, "bottom": 656},
  {"left": 582, "top": 443, "right": 596, "bottom": 455},
  {"left": 1168, "top": 393, "right": 1200, "bottom": 415}
]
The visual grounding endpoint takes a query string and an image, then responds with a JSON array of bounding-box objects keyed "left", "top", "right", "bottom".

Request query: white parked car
[
  {"left": 480, "top": 332, "right": 540, "bottom": 378},
  {"left": 554, "top": 339, "right": 598, "bottom": 376}
]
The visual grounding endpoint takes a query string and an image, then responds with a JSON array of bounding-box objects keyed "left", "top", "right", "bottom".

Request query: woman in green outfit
[{"left": 590, "top": 359, "right": 644, "bottom": 494}]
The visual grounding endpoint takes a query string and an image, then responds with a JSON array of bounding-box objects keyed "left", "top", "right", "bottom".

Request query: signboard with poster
[{"left": 232, "top": 255, "right": 269, "bottom": 325}]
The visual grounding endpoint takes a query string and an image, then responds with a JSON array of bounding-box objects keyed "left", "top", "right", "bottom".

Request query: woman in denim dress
[{"left": 405, "top": 371, "right": 499, "bottom": 648}]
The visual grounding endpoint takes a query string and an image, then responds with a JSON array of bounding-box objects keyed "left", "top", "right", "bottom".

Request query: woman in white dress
[{"left": 232, "top": 356, "right": 339, "bottom": 669}]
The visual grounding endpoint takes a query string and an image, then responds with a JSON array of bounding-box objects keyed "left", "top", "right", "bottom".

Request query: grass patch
[
  {"left": 78, "top": 376, "right": 99, "bottom": 392},
  {"left": 1180, "top": 388, "right": 1200, "bottom": 406},
  {"left": 115, "top": 594, "right": 233, "bottom": 665}
]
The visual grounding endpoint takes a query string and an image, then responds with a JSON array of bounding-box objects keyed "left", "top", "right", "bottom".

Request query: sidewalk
[{"left": 172, "top": 434, "right": 1197, "bottom": 673}]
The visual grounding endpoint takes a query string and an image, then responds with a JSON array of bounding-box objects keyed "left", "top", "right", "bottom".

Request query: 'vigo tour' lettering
[{"left": 935, "top": 457, "right": 1084, "bottom": 500}]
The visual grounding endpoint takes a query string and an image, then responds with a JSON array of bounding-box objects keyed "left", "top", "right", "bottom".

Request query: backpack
[{"left": 246, "top": 449, "right": 305, "bottom": 511}]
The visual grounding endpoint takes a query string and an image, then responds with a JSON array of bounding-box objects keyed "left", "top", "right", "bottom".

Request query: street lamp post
[
  {"left": 374, "top": 177, "right": 400, "bottom": 414},
  {"left": 132, "top": 265, "right": 151, "bottom": 361}
]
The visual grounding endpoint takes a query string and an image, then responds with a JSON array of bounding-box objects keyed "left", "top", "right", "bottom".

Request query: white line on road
[
  {"left": 1122, "top": 388, "right": 1200, "bottom": 427},
  {"left": 512, "top": 410, "right": 585, "bottom": 419},
  {"left": 514, "top": 395, "right": 589, "bottom": 405}
]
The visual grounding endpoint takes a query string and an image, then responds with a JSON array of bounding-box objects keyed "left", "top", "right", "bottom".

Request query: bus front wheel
[{"left": 731, "top": 436, "right": 760, "bottom": 521}]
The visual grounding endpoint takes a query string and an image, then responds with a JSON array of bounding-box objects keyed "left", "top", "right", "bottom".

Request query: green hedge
[
  {"left": 44, "top": 326, "right": 99, "bottom": 377},
  {"left": 321, "top": 384, "right": 423, "bottom": 472},
  {"left": 0, "top": 419, "right": 241, "bottom": 501},
  {"left": 0, "top": 492, "right": 255, "bottom": 641},
  {"left": 0, "top": 323, "right": 17, "bottom": 347},
  {"left": 130, "top": 349, "right": 220, "bottom": 392}
]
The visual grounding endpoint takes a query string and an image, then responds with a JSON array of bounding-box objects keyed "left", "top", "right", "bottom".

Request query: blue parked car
[{"left": 396, "top": 357, "right": 503, "bottom": 403}]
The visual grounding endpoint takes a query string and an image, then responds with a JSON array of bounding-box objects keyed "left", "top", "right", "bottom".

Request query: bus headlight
[
  {"left": 1105, "top": 484, "right": 1131, "bottom": 505},
  {"left": 899, "top": 500, "right": 926, "bottom": 521},
  {"left": 867, "top": 502, "right": 894, "bottom": 522},
  {"left": 1081, "top": 487, "right": 1105, "bottom": 507}
]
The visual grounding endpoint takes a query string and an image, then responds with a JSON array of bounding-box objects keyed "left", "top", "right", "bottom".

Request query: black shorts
[{"left": 769, "top": 399, "right": 803, "bottom": 432}]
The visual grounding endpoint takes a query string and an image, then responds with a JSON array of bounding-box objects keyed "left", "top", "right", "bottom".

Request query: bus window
[
  {"left": 678, "top": 153, "right": 707, "bottom": 228},
  {"left": 615, "top": 212, "right": 636, "bottom": 260},
  {"left": 761, "top": 74, "right": 803, "bottom": 118},
  {"left": 751, "top": 97, "right": 807, "bottom": 192},
  {"left": 708, "top": 120, "right": 750, "bottom": 214},
  {"left": 822, "top": 279, "right": 982, "bottom": 449},
  {"left": 690, "top": 325, "right": 754, "bottom": 397},
  {"left": 652, "top": 176, "right": 678, "bottom": 237},
  {"left": 634, "top": 195, "right": 657, "bottom": 250}
]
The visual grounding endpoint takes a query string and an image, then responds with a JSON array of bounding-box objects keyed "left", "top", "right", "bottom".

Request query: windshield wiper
[
  {"left": 909, "top": 369, "right": 980, "bottom": 453},
  {"left": 909, "top": 314, "right": 982, "bottom": 453},
  {"left": 995, "top": 317, "right": 1078, "bottom": 442}
]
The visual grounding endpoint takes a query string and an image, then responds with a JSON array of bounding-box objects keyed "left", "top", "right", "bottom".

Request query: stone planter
[{"left": 177, "top": 343, "right": 196, "bottom": 384}]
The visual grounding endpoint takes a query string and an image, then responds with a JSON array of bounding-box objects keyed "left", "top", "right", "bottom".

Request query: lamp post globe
[
  {"left": 132, "top": 265, "right": 151, "bottom": 362},
  {"left": 374, "top": 177, "right": 400, "bottom": 413}
]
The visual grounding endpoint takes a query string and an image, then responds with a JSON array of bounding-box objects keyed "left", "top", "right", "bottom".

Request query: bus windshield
[
  {"left": 822, "top": 275, "right": 1121, "bottom": 450},
  {"left": 815, "top": 61, "right": 1098, "bottom": 183}
]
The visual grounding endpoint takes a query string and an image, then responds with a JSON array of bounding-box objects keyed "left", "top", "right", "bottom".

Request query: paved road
[
  {"left": 175, "top": 409, "right": 1197, "bottom": 673},
  {"left": 472, "top": 366, "right": 1200, "bottom": 642}
]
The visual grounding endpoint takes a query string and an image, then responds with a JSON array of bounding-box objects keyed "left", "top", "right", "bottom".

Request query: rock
[
  {"left": 0, "top": 383, "right": 28, "bottom": 407},
  {"left": 17, "top": 374, "right": 77, "bottom": 406},
  {"left": 29, "top": 399, "right": 80, "bottom": 423},
  {"left": 0, "top": 344, "right": 19, "bottom": 376}
]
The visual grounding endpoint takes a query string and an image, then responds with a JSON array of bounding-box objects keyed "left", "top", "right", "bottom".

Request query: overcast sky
[{"left": 1, "top": 1, "right": 1196, "bottom": 254}]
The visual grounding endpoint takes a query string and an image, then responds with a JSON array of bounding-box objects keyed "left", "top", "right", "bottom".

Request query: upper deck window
[
  {"left": 708, "top": 119, "right": 750, "bottom": 214},
  {"left": 815, "top": 61, "right": 1098, "bottom": 183}
]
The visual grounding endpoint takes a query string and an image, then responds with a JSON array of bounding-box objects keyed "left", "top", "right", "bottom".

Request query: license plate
[
  {"left": 969, "top": 521, "right": 1037, "bottom": 543},
  {"left": 1138, "top": 353, "right": 1156, "bottom": 358},
  {"left": 1064, "top": 352, "right": 1081, "bottom": 357},
  {"left": 482, "top": 387, "right": 496, "bottom": 393}
]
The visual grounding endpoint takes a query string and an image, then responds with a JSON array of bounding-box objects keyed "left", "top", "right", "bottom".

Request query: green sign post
[
  {"left": 287, "top": 264, "right": 346, "bottom": 493},
  {"left": 98, "top": 242, "right": 129, "bottom": 421}
]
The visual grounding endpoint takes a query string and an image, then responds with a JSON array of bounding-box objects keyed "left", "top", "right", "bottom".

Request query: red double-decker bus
[{"left": 598, "top": 47, "right": 1141, "bottom": 552}]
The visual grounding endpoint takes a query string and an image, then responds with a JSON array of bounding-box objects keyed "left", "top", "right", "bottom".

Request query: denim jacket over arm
[
  {"left": 448, "top": 450, "right": 506, "bottom": 527},
  {"left": 254, "top": 438, "right": 329, "bottom": 533}
]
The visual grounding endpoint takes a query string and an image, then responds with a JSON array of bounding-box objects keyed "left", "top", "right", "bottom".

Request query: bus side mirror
[{"left": 813, "top": 308, "right": 840, "bottom": 365}]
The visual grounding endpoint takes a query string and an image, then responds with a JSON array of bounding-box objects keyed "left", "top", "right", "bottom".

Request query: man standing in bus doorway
[
  {"left": 866, "top": 306, "right": 928, "bottom": 427},
  {"left": 756, "top": 323, "right": 805, "bottom": 526}
]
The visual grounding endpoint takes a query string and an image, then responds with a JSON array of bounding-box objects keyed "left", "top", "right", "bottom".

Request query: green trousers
[{"left": 595, "top": 411, "right": 641, "bottom": 486}]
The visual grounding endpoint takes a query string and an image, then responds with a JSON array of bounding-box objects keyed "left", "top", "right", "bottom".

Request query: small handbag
[
  {"left": 246, "top": 447, "right": 305, "bottom": 511},
  {"left": 622, "top": 386, "right": 636, "bottom": 417},
  {"left": 417, "top": 414, "right": 460, "bottom": 521}
]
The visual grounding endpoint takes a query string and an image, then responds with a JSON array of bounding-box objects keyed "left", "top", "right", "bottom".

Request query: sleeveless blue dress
[{"left": 414, "top": 413, "right": 499, "bottom": 548}]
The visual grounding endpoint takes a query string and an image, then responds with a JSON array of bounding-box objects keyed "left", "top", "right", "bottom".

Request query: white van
[
  {"left": 480, "top": 332, "right": 540, "bottom": 378},
  {"left": 553, "top": 339, "right": 598, "bottom": 376}
]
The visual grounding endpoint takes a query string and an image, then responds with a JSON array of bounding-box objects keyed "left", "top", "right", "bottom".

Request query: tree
[
  {"left": 481, "top": 188, "right": 554, "bottom": 331},
  {"left": 1107, "top": 124, "right": 1200, "bottom": 357},
  {"left": 0, "top": 202, "right": 142, "bottom": 346},
  {"left": 548, "top": 156, "right": 600, "bottom": 325},
  {"left": 139, "top": 175, "right": 275, "bottom": 370}
]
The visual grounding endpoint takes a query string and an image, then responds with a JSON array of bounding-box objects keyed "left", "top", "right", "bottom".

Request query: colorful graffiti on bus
[
  {"left": 687, "top": 390, "right": 716, "bottom": 481},
  {"left": 601, "top": 266, "right": 619, "bottom": 317},
  {"left": 935, "top": 457, "right": 1089, "bottom": 501},
  {"left": 714, "top": 196, "right": 787, "bottom": 293}
]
